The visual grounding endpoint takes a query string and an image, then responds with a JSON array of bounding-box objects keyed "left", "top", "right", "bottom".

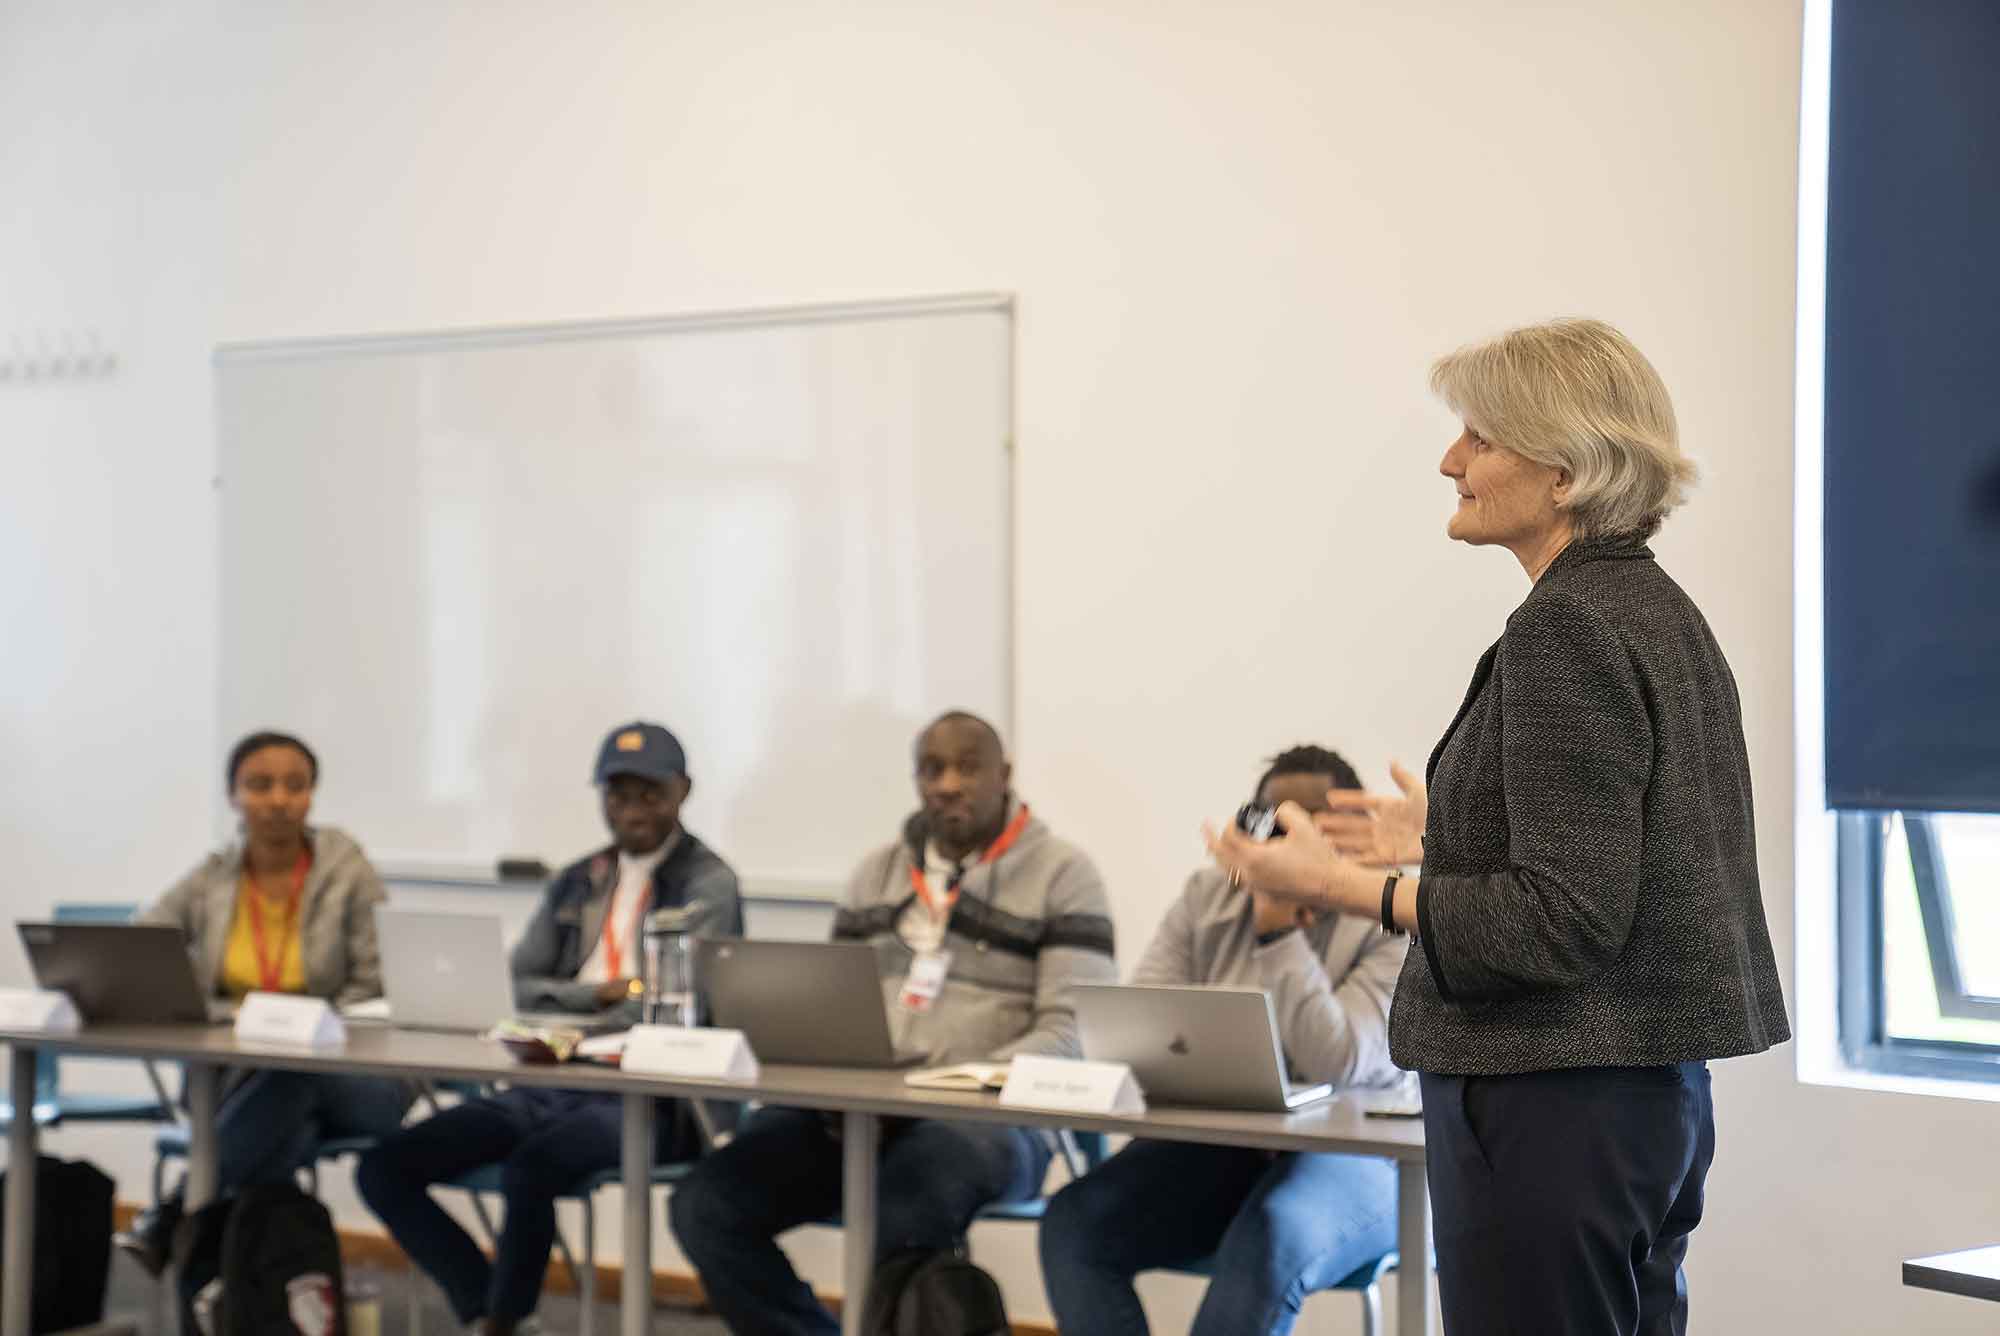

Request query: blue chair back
[
  {"left": 44, "top": 902, "right": 176, "bottom": 1125},
  {"left": 53, "top": 903, "right": 141, "bottom": 924}
]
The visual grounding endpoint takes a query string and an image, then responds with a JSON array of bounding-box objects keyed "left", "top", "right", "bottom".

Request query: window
[
  {"left": 1818, "top": 0, "right": 2000, "bottom": 1083},
  {"left": 1839, "top": 813, "right": 2000, "bottom": 1082}
]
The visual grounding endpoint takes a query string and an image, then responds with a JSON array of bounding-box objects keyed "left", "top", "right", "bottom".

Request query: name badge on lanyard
[{"left": 898, "top": 950, "right": 954, "bottom": 1013}]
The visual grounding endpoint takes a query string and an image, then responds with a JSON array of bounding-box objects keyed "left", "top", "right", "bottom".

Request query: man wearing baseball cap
[{"left": 358, "top": 721, "right": 741, "bottom": 1336}]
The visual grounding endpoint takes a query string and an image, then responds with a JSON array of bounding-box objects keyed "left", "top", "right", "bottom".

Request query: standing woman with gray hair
[{"left": 1208, "top": 319, "right": 1789, "bottom": 1335}]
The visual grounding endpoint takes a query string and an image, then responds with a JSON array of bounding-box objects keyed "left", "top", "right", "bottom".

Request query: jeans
[
  {"left": 668, "top": 1107, "right": 1051, "bottom": 1336},
  {"left": 1420, "top": 1062, "right": 1715, "bottom": 1336},
  {"left": 1038, "top": 1141, "right": 1397, "bottom": 1336},
  {"left": 355, "top": 1088, "right": 697, "bottom": 1324},
  {"left": 212, "top": 1069, "right": 411, "bottom": 1191}
]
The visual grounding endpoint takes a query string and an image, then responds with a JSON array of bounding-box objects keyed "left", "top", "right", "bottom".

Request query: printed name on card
[
  {"left": 0, "top": 988, "right": 81, "bottom": 1034},
  {"left": 235, "top": 992, "right": 347, "bottom": 1049},
  {"left": 621, "top": 1025, "right": 761, "bottom": 1083},
  {"left": 999, "top": 1054, "right": 1146, "bottom": 1116}
]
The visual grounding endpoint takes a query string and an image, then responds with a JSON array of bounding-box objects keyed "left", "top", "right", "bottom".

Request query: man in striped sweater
[{"left": 669, "top": 711, "right": 1116, "bottom": 1335}]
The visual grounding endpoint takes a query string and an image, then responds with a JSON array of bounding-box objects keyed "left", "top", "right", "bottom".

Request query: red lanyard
[
  {"left": 907, "top": 804, "right": 1032, "bottom": 915},
  {"left": 245, "top": 849, "right": 310, "bottom": 993}
]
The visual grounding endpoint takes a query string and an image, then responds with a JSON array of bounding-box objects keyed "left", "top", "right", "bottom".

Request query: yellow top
[{"left": 220, "top": 874, "right": 308, "bottom": 998}]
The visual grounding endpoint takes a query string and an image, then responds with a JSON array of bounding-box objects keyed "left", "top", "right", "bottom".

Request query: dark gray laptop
[
  {"left": 1074, "top": 983, "right": 1334, "bottom": 1111},
  {"left": 17, "top": 921, "right": 222, "bottom": 1024},
  {"left": 697, "top": 938, "right": 921, "bottom": 1068}
]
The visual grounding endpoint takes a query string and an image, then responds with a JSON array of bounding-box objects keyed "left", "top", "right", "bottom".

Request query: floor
[{"left": 101, "top": 1252, "right": 732, "bottom": 1336}]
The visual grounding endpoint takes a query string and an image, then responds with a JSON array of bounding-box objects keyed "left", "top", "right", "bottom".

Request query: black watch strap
[{"left": 1381, "top": 875, "right": 1406, "bottom": 936}]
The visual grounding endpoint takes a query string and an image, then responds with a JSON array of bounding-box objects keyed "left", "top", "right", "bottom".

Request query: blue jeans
[
  {"left": 355, "top": 1088, "right": 696, "bottom": 1325},
  {"left": 668, "top": 1107, "right": 1050, "bottom": 1336},
  {"left": 212, "top": 1069, "right": 410, "bottom": 1191},
  {"left": 1421, "top": 1062, "right": 1714, "bottom": 1336},
  {"left": 1039, "top": 1141, "right": 1397, "bottom": 1336}
]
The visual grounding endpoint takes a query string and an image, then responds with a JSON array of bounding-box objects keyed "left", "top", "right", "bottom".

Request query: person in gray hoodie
[
  {"left": 669, "top": 710, "right": 1117, "bottom": 1336},
  {"left": 1039, "top": 745, "right": 1408, "bottom": 1336},
  {"left": 116, "top": 731, "right": 412, "bottom": 1276}
]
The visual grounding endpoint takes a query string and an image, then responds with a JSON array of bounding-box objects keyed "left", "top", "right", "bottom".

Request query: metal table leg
[
  {"left": 839, "top": 1110, "right": 881, "bottom": 1336},
  {"left": 621, "top": 1094, "right": 654, "bottom": 1336},
  {"left": 1397, "top": 1159, "right": 1433, "bottom": 1336},
  {"left": 185, "top": 1064, "right": 220, "bottom": 1208},
  {"left": 3, "top": 1047, "right": 39, "bottom": 1336}
]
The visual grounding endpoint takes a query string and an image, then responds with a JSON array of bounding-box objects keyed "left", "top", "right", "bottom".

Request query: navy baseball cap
[{"left": 592, "top": 721, "right": 687, "bottom": 785}]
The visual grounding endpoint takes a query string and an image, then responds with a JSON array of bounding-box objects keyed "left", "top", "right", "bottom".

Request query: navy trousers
[
  {"left": 668, "top": 1107, "right": 1050, "bottom": 1336},
  {"left": 1420, "top": 1062, "right": 1714, "bottom": 1336},
  {"left": 356, "top": 1088, "right": 696, "bottom": 1325}
]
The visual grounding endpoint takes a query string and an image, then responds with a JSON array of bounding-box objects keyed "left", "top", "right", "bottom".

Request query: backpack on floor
[
  {"left": 860, "top": 1248, "right": 1009, "bottom": 1336},
  {"left": 0, "top": 1154, "right": 114, "bottom": 1333},
  {"left": 174, "top": 1183, "right": 347, "bottom": 1336}
]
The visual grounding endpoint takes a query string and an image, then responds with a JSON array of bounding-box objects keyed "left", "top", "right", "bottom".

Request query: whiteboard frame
[
  {"left": 213, "top": 291, "right": 1017, "bottom": 899},
  {"left": 214, "top": 291, "right": 1015, "bottom": 364}
]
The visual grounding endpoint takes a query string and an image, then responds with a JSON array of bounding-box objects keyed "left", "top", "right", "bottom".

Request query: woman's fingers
[
  {"left": 1274, "top": 800, "right": 1324, "bottom": 848},
  {"left": 1317, "top": 811, "right": 1375, "bottom": 838},
  {"left": 1321, "top": 788, "right": 1389, "bottom": 814},
  {"left": 1389, "top": 760, "right": 1422, "bottom": 798},
  {"left": 1205, "top": 811, "right": 1330, "bottom": 897}
]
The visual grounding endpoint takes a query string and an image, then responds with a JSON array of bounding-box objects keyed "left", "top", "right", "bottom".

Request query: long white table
[{"left": 0, "top": 1024, "right": 1431, "bottom": 1336}]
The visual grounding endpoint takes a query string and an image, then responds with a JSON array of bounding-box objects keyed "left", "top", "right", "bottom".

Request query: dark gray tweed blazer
[{"left": 1389, "top": 537, "right": 1790, "bottom": 1075}]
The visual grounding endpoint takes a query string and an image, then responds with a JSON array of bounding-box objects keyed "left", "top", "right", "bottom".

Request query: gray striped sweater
[{"left": 832, "top": 799, "right": 1117, "bottom": 1066}]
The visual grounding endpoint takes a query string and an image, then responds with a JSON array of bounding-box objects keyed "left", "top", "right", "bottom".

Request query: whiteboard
[{"left": 215, "top": 295, "right": 1012, "bottom": 895}]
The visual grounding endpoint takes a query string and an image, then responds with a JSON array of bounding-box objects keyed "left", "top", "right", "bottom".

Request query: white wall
[{"left": 5, "top": 1, "right": 1997, "bottom": 1331}]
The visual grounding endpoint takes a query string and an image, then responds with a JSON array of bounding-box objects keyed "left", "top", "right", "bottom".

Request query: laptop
[
  {"left": 374, "top": 908, "right": 522, "bottom": 1032},
  {"left": 698, "top": 938, "right": 922, "bottom": 1068},
  {"left": 373, "top": 908, "right": 617, "bottom": 1034},
  {"left": 1073, "top": 983, "right": 1334, "bottom": 1112},
  {"left": 16, "top": 921, "right": 224, "bottom": 1024}
]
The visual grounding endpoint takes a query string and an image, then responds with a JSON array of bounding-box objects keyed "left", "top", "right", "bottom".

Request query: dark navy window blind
[{"left": 1823, "top": 0, "right": 2000, "bottom": 813}]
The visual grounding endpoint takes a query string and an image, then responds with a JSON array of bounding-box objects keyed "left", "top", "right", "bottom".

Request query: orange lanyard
[
  {"left": 907, "top": 804, "right": 1032, "bottom": 916},
  {"left": 597, "top": 877, "right": 647, "bottom": 980},
  {"left": 245, "top": 849, "right": 310, "bottom": 993}
]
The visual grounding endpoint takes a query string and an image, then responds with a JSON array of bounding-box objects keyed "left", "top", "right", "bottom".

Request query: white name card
[
  {"left": 999, "top": 1054, "right": 1146, "bottom": 1117},
  {"left": 621, "top": 1025, "right": 760, "bottom": 1083},
  {"left": 234, "top": 992, "right": 346, "bottom": 1049},
  {"left": 0, "top": 988, "right": 80, "bottom": 1034}
]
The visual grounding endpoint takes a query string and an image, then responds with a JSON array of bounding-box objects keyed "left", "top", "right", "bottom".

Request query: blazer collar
[{"left": 1540, "top": 534, "right": 1654, "bottom": 584}]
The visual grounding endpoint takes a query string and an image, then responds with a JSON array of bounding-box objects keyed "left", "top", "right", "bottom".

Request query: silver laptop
[
  {"left": 698, "top": 938, "right": 921, "bottom": 1068},
  {"left": 17, "top": 921, "right": 224, "bottom": 1024},
  {"left": 375, "top": 907, "right": 628, "bottom": 1033},
  {"left": 1074, "top": 983, "right": 1334, "bottom": 1112},
  {"left": 375, "top": 908, "right": 520, "bottom": 1032}
]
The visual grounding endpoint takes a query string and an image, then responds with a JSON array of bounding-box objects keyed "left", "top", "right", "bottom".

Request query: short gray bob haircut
[{"left": 1429, "top": 317, "right": 1697, "bottom": 541}]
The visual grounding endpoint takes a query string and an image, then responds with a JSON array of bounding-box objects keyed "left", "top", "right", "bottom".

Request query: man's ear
[{"left": 674, "top": 773, "right": 693, "bottom": 803}]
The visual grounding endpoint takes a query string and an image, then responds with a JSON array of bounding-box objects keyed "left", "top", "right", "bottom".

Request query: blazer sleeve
[
  {"left": 1417, "top": 592, "right": 1653, "bottom": 1004},
  {"left": 511, "top": 878, "right": 601, "bottom": 1014},
  {"left": 139, "top": 864, "right": 207, "bottom": 935},
  {"left": 335, "top": 862, "right": 390, "bottom": 1007},
  {"left": 679, "top": 860, "right": 743, "bottom": 940},
  {"left": 987, "top": 853, "right": 1119, "bottom": 1061}
]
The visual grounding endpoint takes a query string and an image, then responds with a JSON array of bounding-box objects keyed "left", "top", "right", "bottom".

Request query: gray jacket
[
  {"left": 832, "top": 800, "right": 1118, "bottom": 1066},
  {"left": 1394, "top": 538, "right": 1791, "bottom": 1075},
  {"left": 511, "top": 831, "right": 742, "bottom": 1016},
  {"left": 142, "top": 825, "right": 387, "bottom": 1008},
  {"left": 1132, "top": 867, "right": 1406, "bottom": 1089}
]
